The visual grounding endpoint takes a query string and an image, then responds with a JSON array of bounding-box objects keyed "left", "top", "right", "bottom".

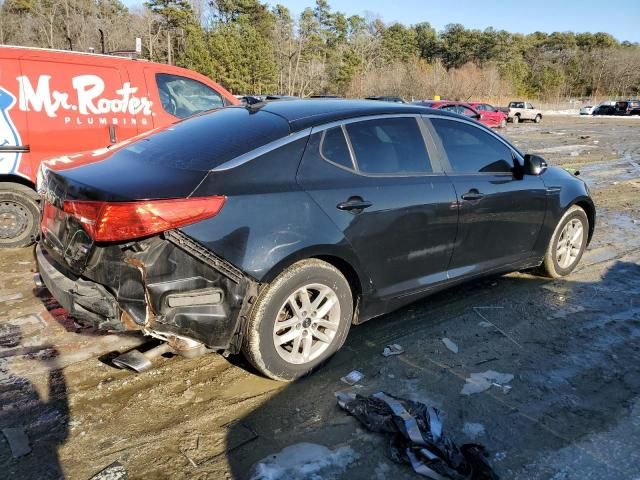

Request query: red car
[
  {"left": 469, "top": 102, "right": 508, "bottom": 128},
  {"left": 411, "top": 100, "right": 507, "bottom": 129}
]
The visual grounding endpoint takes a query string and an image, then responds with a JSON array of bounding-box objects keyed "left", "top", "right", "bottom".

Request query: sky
[
  {"left": 277, "top": 0, "right": 640, "bottom": 42},
  {"left": 136, "top": 0, "right": 637, "bottom": 43}
]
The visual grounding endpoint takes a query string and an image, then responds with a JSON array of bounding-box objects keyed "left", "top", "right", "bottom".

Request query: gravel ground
[{"left": 0, "top": 116, "right": 639, "bottom": 480}]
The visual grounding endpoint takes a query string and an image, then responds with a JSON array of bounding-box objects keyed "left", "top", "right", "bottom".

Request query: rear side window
[
  {"left": 345, "top": 117, "right": 431, "bottom": 174},
  {"left": 320, "top": 127, "right": 353, "bottom": 169},
  {"left": 431, "top": 118, "right": 513, "bottom": 174},
  {"left": 156, "top": 73, "right": 223, "bottom": 119}
]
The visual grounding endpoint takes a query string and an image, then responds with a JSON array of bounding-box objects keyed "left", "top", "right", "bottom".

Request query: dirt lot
[{"left": 1, "top": 116, "right": 639, "bottom": 480}]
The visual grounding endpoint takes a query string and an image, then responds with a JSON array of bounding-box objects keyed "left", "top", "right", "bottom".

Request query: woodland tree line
[{"left": 1, "top": 0, "right": 639, "bottom": 101}]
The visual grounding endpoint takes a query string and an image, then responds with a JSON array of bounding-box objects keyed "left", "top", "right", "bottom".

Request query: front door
[{"left": 427, "top": 116, "right": 547, "bottom": 277}]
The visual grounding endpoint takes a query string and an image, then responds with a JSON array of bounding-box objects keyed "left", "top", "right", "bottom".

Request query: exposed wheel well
[
  {"left": 575, "top": 200, "right": 595, "bottom": 243},
  {"left": 313, "top": 254, "right": 362, "bottom": 304},
  {"left": 0, "top": 174, "right": 36, "bottom": 191}
]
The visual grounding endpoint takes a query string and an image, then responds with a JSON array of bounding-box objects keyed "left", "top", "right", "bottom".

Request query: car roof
[{"left": 256, "top": 99, "right": 452, "bottom": 131}]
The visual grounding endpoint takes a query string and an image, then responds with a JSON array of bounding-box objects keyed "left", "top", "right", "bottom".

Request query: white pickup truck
[{"left": 507, "top": 101, "right": 543, "bottom": 123}]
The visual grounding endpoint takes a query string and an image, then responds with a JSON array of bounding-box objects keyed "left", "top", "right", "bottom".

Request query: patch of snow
[
  {"left": 536, "top": 144, "right": 596, "bottom": 154},
  {"left": 249, "top": 442, "right": 359, "bottom": 480},
  {"left": 461, "top": 370, "right": 514, "bottom": 395},
  {"left": 463, "top": 422, "right": 486, "bottom": 439},
  {"left": 542, "top": 109, "right": 579, "bottom": 116},
  {"left": 442, "top": 338, "right": 459, "bottom": 353}
]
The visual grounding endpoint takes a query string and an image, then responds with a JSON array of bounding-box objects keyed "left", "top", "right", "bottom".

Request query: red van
[{"left": 0, "top": 45, "right": 238, "bottom": 247}]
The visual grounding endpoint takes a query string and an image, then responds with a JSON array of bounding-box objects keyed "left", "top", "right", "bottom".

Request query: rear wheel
[
  {"left": 539, "top": 205, "right": 588, "bottom": 278},
  {"left": 0, "top": 183, "right": 40, "bottom": 248},
  {"left": 535, "top": 114, "right": 542, "bottom": 123},
  {"left": 499, "top": 118, "right": 507, "bottom": 128},
  {"left": 512, "top": 114, "right": 520, "bottom": 124},
  {"left": 242, "top": 259, "right": 353, "bottom": 381}
]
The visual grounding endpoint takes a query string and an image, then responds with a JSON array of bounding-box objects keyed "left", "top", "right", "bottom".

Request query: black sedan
[{"left": 37, "top": 100, "right": 595, "bottom": 381}]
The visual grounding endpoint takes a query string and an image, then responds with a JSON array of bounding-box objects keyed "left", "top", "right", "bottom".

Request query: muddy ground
[{"left": 1, "top": 116, "right": 639, "bottom": 480}]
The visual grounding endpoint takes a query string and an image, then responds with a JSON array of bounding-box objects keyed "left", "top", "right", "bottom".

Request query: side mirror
[{"left": 524, "top": 154, "right": 548, "bottom": 175}]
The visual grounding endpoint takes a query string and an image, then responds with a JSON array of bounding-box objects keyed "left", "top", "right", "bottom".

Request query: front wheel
[
  {"left": 539, "top": 205, "right": 589, "bottom": 278},
  {"left": 534, "top": 114, "right": 542, "bottom": 123},
  {"left": 0, "top": 182, "right": 40, "bottom": 248},
  {"left": 242, "top": 259, "right": 353, "bottom": 381}
]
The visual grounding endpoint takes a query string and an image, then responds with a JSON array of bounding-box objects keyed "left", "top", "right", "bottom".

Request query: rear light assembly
[{"left": 63, "top": 196, "right": 225, "bottom": 242}]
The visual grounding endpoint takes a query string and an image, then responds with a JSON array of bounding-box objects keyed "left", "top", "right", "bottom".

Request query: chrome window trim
[
  {"left": 211, "top": 128, "right": 312, "bottom": 172},
  {"left": 422, "top": 114, "right": 525, "bottom": 175},
  {"left": 310, "top": 114, "right": 441, "bottom": 178}
]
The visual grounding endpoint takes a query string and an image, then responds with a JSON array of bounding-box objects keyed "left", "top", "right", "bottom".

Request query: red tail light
[{"left": 63, "top": 196, "right": 225, "bottom": 242}]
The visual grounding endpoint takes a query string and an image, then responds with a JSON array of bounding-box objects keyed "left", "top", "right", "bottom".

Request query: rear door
[
  {"left": 297, "top": 115, "right": 459, "bottom": 300},
  {"left": 426, "top": 116, "right": 546, "bottom": 277}
]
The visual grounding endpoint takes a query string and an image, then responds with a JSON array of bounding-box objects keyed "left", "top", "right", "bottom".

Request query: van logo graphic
[
  {"left": 17, "top": 75, "right": 153, "bottom": 128},
  {"left": 0, "top": 86, "right": 22, "bottom": 175}
]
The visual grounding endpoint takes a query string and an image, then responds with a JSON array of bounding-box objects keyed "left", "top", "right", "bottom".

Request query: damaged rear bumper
[
  {"left": 37, "top": 244, "right": 120, "bottom": 329},
  {"left": 36, "top": 231, "right": 258, "bottom": 354}
]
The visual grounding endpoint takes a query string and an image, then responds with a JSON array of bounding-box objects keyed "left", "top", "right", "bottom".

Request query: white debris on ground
[
  {"left": 382, "top": 344, "right": 404, "bottom": 357},
  {"left": 341, "top": 370, "right": 364, "bottom": 385},
  {"left": 463, "top": 422, "right": 486, "bottom": 440},
  {"left": 249, "top": 442, "right": 359, "bottom": 480},
  {"left": 461, "top": 370, "right": 514, "bottom": 395},
  {"left": 442, "top": 337, "right": 459, "bottom": 353}
]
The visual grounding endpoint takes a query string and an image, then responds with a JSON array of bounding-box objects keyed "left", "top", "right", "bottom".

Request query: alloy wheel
[
  {"left": 272, "top": 283, "right": 341, "bottom": 365},
  {"left": 556, "top": 218, "right": 584, "bottom": 269}
]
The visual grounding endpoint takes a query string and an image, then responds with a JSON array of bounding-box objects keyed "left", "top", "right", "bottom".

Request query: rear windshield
[{"left": 114, "top": 107, "right": 289, "bottom": 171}]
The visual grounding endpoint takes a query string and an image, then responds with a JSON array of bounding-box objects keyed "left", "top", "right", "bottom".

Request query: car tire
[
  {"left": 513, "top": 114, "right": 520, "bottom": 124},
  {"left": 500, "top": 118, "right": 507, "bottom": 128},
  {"left": 535, "top": 114, "right": 542, "bottom": 123},
  {"left": 242, "top": 259, "right": 353, "bottom": 381},
  {"left": 539, "top": 205, "right": 589, "bottom": 278},
  {"left": 0, "top": 182, "right": 40, "bottom": 248}
]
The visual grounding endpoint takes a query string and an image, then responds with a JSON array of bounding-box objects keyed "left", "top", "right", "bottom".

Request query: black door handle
[
  {"left": 337, "top": 197, "right": 373, "bottom": 213},
  {"left": 461, "top": 189, "right": 484, "bottom": 201}
]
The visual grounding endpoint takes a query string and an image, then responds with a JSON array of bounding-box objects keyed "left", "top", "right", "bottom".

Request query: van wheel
[
  {"left": 538, "top": 205, "right": 588, "bottom": 278},
  {"left": 535, "top": 114, "right": 542, "bottom": 123},
  {"left": 0, "top": 183, "right": 40, "bottom": 248},
  {"left": 243, "top": 259, "right": 353, "bottom": 381}
]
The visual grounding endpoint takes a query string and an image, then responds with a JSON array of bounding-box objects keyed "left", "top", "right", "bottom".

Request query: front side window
[
  {"left": 461, "top": 107, "right": 478, "bottom": 117},
  {"left": 345, "top": 117, "right": 431, "bottom": 175},
  {"left": 156, "top": 73, "right": 223, "bottom": 119},
  {"left": 431, "top": 118, "right": 514, "bottom": 174}
]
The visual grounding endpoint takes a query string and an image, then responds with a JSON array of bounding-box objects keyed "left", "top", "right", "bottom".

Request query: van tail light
[{"left": 63, "top": 196, "right": 225, "bottom": 242}]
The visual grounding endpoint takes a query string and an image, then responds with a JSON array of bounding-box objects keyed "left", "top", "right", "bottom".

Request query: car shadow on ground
[
  {"left": 225, "top": 260, "right": 640, "bottom": 479},
  {"left": 0, "top": 326, "right": 69, "bottom": 479}
]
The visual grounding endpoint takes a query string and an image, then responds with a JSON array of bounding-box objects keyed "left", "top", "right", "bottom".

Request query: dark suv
[
  {"left": 615, "top": 100, "right": 640, "bottom": 115},
  {"left": 37, "top": 100, "right": 595, "bottom": 381}
]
